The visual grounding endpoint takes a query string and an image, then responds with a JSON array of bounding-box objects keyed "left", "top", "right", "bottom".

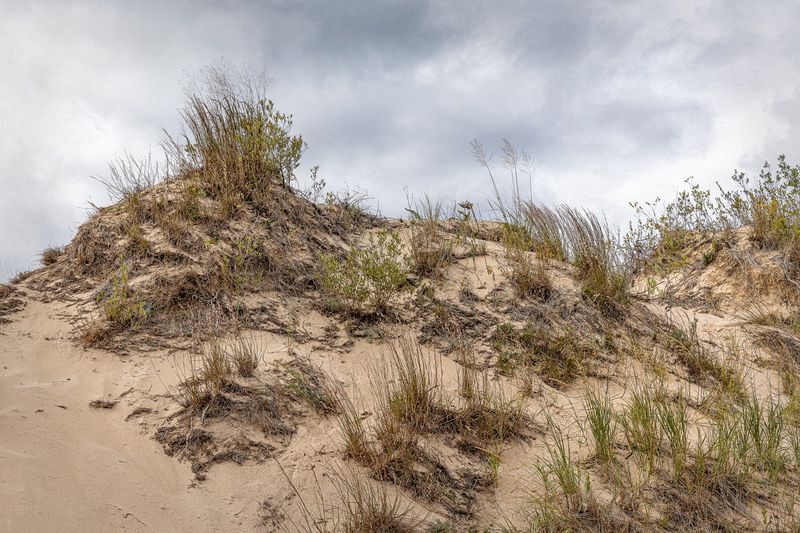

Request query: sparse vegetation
[
  {"left": 457, "top": 352, "right": 525, "bottom": 443},
  {"left": 491, "top": 322, "right": 594, "bottom": 386},
  {"left": 332, "top": 473, "right": 418, "bottom": 533},
  {"left": 664, "top": 313, "right": 745, "bottom": 395},
  {"left": 333, "top": 338, "right": 524, "bottom": 514},
  {"left": 280, "top": 354, "right": 339, "bottom": 415}
]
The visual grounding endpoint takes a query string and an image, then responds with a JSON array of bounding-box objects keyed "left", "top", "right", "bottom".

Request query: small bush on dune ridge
[
  {"left": 319, "top": 230, "right": 407, "bottom": 316},
  {"left": 625, "top": 179, "right": 718, "bottom": 273},
  {"left": 627, "top": 156, "right": 800, "bottom": 282},
  {"left": 720, "top": 156, "right": 800, "bottom": 248}
]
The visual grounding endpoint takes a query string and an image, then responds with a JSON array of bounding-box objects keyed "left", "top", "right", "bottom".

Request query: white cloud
[{"left": 1, "top": 0, "right": 799, "bottom": 280}]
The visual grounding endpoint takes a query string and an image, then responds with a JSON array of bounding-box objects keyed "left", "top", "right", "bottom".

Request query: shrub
[
  {"left": 720, "top": 156, "right": 800, "bottom": 246},
  {"left": 625, "top": 179, "right": 717, "bottom": 273},
  {"left": 319, "top": 230, "right": 406, "bottom": 316},
  {"left": 97, "top": 264, "right": 149, "bottom": 328},
  {"left": 627, "top": 156, "right": 800, "bottom": 279}
]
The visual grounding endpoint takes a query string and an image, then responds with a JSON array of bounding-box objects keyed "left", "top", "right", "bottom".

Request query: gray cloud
[{"left": 2, "top": 0, "right": 800, "bottom": 280}]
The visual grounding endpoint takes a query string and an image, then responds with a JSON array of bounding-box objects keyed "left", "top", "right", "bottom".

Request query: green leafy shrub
[
  {"left": 719, "top": 156, "right": 800, "bottom": 246},
  {"left": 97, "top": 264, "right": 149, "bottom": 328},
  {"left": 627, "top": 156, "right": 800, "bottom": 278},
  {"left": 319, "top": 230, "right": 407, "bottom": 315},
  {"left": 626, "top": 179, "right": 718, "bottom": 273}
]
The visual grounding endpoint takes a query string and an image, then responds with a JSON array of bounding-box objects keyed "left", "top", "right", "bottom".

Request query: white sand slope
[{"left": 0, "top": 300, "right": 244, "bottom": 532}]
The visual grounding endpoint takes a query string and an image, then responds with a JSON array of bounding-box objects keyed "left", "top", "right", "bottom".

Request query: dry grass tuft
[
  {"left": 499, "top": 224, "right": 552, "bottom": 300},
  {"left": 404, "top": 195, "right": 455, "bottom": 279},
  {"left": 225, "top": 334, "right": 263, "bottom": 377},
  {"left": 332, "top": 338, "right": 525, "bottom": 515},
  {"left": 474, "top": 139, "right": 629, "bottom": 311},
  {"left": 280, "top": 354, "right": 339, "bottom": 415},
  {"left": 332, "top": 473, "right": 418, "bottom": 533},
  {"left": 40, "top": 246, "right": 63, "bottom": 266}
]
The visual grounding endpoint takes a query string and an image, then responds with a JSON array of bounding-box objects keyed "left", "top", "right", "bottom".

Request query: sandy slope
[
  {"left": 2, "top": 224, "right": 798, "bottom": 531},
  {"left": 0, "top": 295, "right": 427, "bottom": 532},
  {"left": 0, "top": 299, "right": 247, "bottom": 532}
]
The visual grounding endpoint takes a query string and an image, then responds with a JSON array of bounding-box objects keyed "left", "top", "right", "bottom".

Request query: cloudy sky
[{"left": 2, "top": 1, "right": 799, "bottom": 281}]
